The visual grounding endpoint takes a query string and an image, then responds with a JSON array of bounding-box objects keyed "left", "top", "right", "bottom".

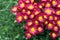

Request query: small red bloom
[
  {"left": 18, "top": 1, "right": 25, "bottom": 9},
  {"left": 56, "top": 4, "right": 60, "bottom": 8},
  {"left": 53, "top": 26, "right": 59, "bottom": 32},
  {"left": 51, "top": 0, "right": 57, "bottom": 7},
  {"left": 46, "top": 22, "right": 54, "bottom": 30},
  {"left": 38, "top": 4, "right": 43, "bottom": 9},
  {"left": 50, "top": 32, "right": 58, "bottom": 39},
  {"left": 44, "top": 8, "right": 54, "bottom": 15},
  {"left": 22, "top": 9, "right": 26, "bottom": 13},
  {"left": 56, "top": 20, "right": 60, "bottom": 26},
  {"left": 26, "top": 4, "right": 34, "bottom": 10},
  {"left": 48, "top": 15, "right": 54, "bottom": 21},
  {"left": 30, "top": 0, "right": 34, "bottom": 3},
  {"left": 44, "top": 20, "right": 49, "bottom": 25},
  {"left": 45, "top": 2, "right": 51, "bottom": 7},
  {"left": 26, "top": 20, "right": 33, "bottom": 26},
  {"left": 26, "top": 10, "right": 31, "bottom": 15},
  {"left": 28, "top": 26, "right": 37, "bottom": 35},
  {"left": 23, "top": 0, "right": 30, "bottom": 3},
  {"left": 29, "top": 14, "right": 35, "bottom": 19},
  {"left": 37, "top": 26, "right": 44, "bottom": 33},
  {"left": 55, "top": 10, "right": 60, "bottom": 16},
  {"left": 33, "top": 20, "right": 39, "bottom": 26},
  {"left": 22, "top": 13, "right": 28, "bottom": 20},
  {"left": 23, "top": 0, "right": 34, "bottom": 3},
  {"left": 11, "top": 6, "right": 18, "bottom": 13},
  {"left": 25, "top": 32, "right": 32, "bottom": 39},
  {"left": 33, "top": 9, "right": 40, "bottom": 15},
  {"left": 37, "top": 14, "right": 45, "bottom": 22},
  {"left": 16, "top": 12, "right": 23, "bottom": 23}
]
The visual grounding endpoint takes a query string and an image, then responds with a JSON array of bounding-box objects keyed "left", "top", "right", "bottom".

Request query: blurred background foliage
[{"left": 0, "top": 0, "right": 60, "bottom": 40}]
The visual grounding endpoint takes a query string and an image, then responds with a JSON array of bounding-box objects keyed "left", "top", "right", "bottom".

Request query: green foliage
[{"left": 0, "top": 0, "right": 60, "bottom": 40}]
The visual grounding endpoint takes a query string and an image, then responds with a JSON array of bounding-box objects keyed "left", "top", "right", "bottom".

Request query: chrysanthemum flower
[
  {"left": 18, "top": 1, "right": 25, "bottom": 9},
  {"left": 26, "top": 20, "right": 33, "bottom": 26},
  {"left": 29, "top": 14, "right": 35, "bottom": 19},
  {"left": 23, "top": 0, "right": 30, "bottom": 3},
  {"left": 22, "top": 9, "right": 26, "bottom": 13},
  {"left": 34, "top": 20, "right": 39, "bottom": 26},
  {"left": 23, "top": 14, "right": 28, "bottom": 20},
  {"left": 26, "top": 4, "right": 34, "bottom": 10},
  {"left": 56, "top": 3, "right": 60, "bottom": 8},
  {"left": 38, "top": 16, "right": 44, "bottom": 22},
  {"left": 56, "top": 20, "right": 60, "bottom": 26},
  {"left": 26, "top": 10, "right": 31, "bottom": 15},
  {"left": 51, "top": 0, "right": 57, "bottom": 7},
  {"left": 55, "top": 10, "right": 60, "bottom": 15},
  {"left": 25, "top": 32, "right": 32, "bottom": 39},
  {"left": 54, "top": 16, "right": 58, "bottom": 21},
  {"left": 46, "top": 22, "right": 54, "bottom": 30},
  {"left": 48, "top": 15, "right": 54, "bottom": 21},
  {"left": 44, "top": 20, "right": 49, "bottom": 25},
  {"left": 33, "top": 9, "right": 40, "bottom": 15},
  {"left": 45, "top": 2, "right": 51, "bottom": 7},
  {"left": 28, "top": 26, "right": 37, "bottom": 35},
  {"left": 37, "top": 14, "right": 45, "bottom": 22},
  {"left": 30, "top": 0, "right": 34, "bottom": 3},
  {"left": 16, "top": 12, "right": 23, "bottom": 23},
  {"left": 44, "top": 8, "right": 53, "bottom": 15},
  {"left": 50, "top": 32, "right": 58, "bottom": 39},
  {"left": 43, "top": 14, "right": 48, "bottom": 19},
  {"left": 38, "top": 4, "right": 43, "bottom": 9},
  {"left": 23, "top": 0, "right": 34, "bottom": 3},
  {"left": 37, "top": 26, "right": 44, "bottom": 33},
  {"left": 11, "top": 6, "right": 18, "bottom": 13},
  {"left": 53, "top": 26, "right": 59, "bottom": 32}
]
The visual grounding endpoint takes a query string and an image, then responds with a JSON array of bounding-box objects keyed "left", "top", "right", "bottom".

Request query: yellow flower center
[
  {"left": 56, "top": 10, "right": 60, "bottom": 15},
  {"left": 46, "top": 3, "right": 50, "bottom": 7},
  {"left": 38, "top": 16, "right": 43, "bottom": 21},
  {"left": 31, "top": 27, "right": 35, "bottom": 32},
  {"left": 38, "top": 27, "right": 42, "bottom": 31},
  {"left": 57, "top": 21, "right": 60, "bottom": 25},
  {"left": 52, "top": 1, "right": 57, "bottom": 5},
  {"left": 24, "top": 15, "right": 27, "bottom": 19},
  {"left": 28, "top": 22, "right": 32, "bottom": 26},
  {"left": 28, "top": 5, "right": 34, "bottom": 10},
  {"left": 18, "top": 16, "right": 22, "bottom": 21},
  {"left": 21, "top": 3, "right": 25, "bottom": 8},
  {"left": 45, "top": 9, "right": 51, "bottom": 14},
  {"left": 48, "top": 23, "right": 52, "bottom": 27}
]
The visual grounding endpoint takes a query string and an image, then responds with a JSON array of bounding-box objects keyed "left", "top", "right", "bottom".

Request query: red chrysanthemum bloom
[
  {"left": 55, "top": 10, "right": 60, "bottom": 16},
  {"left": 49, "top": 32, "right": 58, "bottom": 39},
  {"left": 11, "top": 6, "right": 18, "bottom": 13},
  {"left": 37, "top": 26, "right": 44, "bottom": 33},
  {"left": 18, "top": 1, "right": 25, "bottom": 9},
  {"left": 26, "top": 20, "right": 33, "bottom": 26},
  {"left": 25, "top": 32, "right": 32, "bottom": 39},
  {"left": 53, "top": 26, "right": 59, "bottom": 32},
  {"left": 26, "top": 4, "right": 34, "bottom": 10},
  {"left": 16, "top": 12, "right": 23, "bottom": 23},
  {"left": 44, "top": 8, "right": 54, "bottom": 15},
  {"left": 28, "top": 26, "right": 37, "bottom": 35},
  {"left": 46, "top": 22, "right": 54, "bottom": 30}
]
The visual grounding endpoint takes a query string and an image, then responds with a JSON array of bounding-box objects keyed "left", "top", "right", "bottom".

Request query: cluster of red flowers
[{"left": 11, "top": 0, "right": 60, "bottom": 39}]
